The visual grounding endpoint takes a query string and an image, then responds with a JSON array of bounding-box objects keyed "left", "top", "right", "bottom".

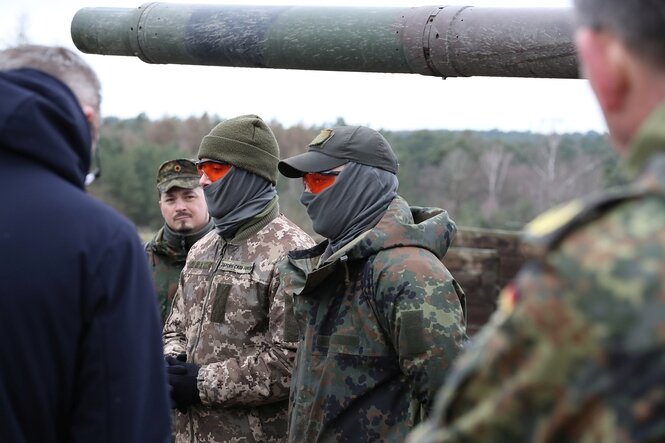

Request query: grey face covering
[
  {"left": 204, "top": 167, "right": 277, "bottom": 239},
  {"left": 300, "top": 162, "right": 398, "bottom": 254}
]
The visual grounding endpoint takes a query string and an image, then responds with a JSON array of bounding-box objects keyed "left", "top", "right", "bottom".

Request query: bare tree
[
  {"left": 479, "top": 142, "right": 513, "bottom": 217},
  {"left": 530, "top": 132, "right": 562, "bottom": 212},
  {"left": 529, "top": 132, "right": 609, "bottom": 212}
]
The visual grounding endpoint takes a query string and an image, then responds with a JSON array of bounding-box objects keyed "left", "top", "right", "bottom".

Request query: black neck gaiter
[
  {"left": 153, "top": 218, "right": 214, "bottom": 262},
  {"left": 204, "top": 167, "right": 277, "bottom": 239},
  {"left": 300, "top": 162, "right": 398, "bottom": 254}
]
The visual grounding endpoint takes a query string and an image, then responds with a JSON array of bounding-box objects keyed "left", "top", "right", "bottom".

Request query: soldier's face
[{"left": 159, "top": 186, "right": 209, "bottom": 233}]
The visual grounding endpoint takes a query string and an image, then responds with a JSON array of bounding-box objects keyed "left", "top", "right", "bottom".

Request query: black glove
[
  {"left": 164, "top": 353, "right": 187, "bottom": 367},
  {"left": 164, "top": 355, "right": 183, "bottom": 411},
  {"left": 165, "top": 354, "right": 201, "bottom": 413}
]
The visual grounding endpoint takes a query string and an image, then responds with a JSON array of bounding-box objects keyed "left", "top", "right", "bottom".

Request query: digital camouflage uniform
[
  {"left": 407, "top": 102, "right": 665, "bottom": 443},
  {"left": 163, "top": 200, "right": 314, "bottom": 443},
  {"left": 145, "top": 222, "right": 213, "bottom": 322},
  {"left": 280, "top": 195, "right": 468, "bottom": 442}
]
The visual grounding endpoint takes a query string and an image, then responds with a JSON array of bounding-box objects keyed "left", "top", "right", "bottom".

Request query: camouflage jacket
[
  {"left": 163, "top": 200, "right": 314, "bottom": 443},
  {"left": 279, "top": 195, "right": 468, "bottom": 442},
  {"left": 408, "top": 102, "right": 665, "bottom": 443},
  {"left": 145, "top": 220, "right": 214, "bottom": 323}
]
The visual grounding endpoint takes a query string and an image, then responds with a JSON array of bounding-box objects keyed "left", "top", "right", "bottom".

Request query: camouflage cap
[
  {"left": 156, "top": 158, "right": 200, "bottom": 193},
  {"left": 278, "top": 126, "right": 399, "bottom": 178}
]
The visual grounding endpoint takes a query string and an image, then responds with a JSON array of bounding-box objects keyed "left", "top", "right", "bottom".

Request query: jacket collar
[{"left": 625, "top": 99, "right": 665, "bottom": 180}]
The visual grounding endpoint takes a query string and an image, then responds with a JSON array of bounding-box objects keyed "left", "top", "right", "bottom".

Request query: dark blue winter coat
[{"left": 0, "top": 68, "right": 170, "bottom": 442}]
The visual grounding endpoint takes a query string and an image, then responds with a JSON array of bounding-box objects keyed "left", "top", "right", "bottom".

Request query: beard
[{"left": 170, "top": 214, "right": 194, "bottom": 232}]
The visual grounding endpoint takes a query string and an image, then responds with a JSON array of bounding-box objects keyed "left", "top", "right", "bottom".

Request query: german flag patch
[{"left": 497, "top": 283, "right": 520, "bottom": 315}]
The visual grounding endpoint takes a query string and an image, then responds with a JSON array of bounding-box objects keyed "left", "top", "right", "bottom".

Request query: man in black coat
[{"left": 0, "top": 45, "right": 170, "bottom": 442}]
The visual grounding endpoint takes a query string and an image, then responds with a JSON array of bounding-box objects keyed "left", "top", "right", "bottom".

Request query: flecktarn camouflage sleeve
[
  {"left": 374, "top": 247, "right": 467, "bottom": 416},
  {"left": 408, "top": 190, "right": 665, "bottom": 443},
  {"left": 408, "top": 256, "right": 665, "bottom": 443},
  {"left": 406, "top": 262, "right": 586, "bottom": 443}
]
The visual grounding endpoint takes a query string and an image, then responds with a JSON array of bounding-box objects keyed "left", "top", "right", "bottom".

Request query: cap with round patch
[
  {"left": 156, "top": 158, "right": 200, "bottom": 193},
  {"left": 278, "top": 126, "right": 399, "bottom": 178}
]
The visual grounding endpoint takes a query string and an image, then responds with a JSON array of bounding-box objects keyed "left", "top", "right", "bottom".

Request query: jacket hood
[
  {"left": 342, "top": 195, "right": 457, "bottom": 261},
  {"left": 0, "top": 68, "right": 91, "bottom": 188}
]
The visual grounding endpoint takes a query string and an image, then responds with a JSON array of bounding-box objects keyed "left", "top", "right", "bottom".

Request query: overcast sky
[{"left": 1, "top": 0, "right": 607, "bottom": 134}]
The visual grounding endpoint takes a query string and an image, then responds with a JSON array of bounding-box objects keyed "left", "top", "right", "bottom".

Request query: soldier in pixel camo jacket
[{"left": 163, "top": 115, "right": 314, "bottom": 442}]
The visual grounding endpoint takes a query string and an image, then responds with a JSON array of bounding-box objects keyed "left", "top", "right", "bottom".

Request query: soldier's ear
[
  {"left": 81, "top": 104, "right": 100, "bottom": 146},
  {"left": 576, "top": 28, "right": 629, "bottom": 114}
]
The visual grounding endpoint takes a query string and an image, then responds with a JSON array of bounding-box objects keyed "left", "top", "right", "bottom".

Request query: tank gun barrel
[{"left": 71, "top": 2, "right": 578, "bottom": 79}]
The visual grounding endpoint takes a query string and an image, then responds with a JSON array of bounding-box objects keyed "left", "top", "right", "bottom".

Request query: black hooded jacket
[{"left": 0, "top": 69, "right": 170, "bottom": 442}]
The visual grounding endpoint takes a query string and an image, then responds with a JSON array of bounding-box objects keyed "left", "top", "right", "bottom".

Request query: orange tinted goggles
[
  {"left": 302, "top": 171, "right": 340, "bottom": 194},
  {"left": 197, "top": 160, "right": 232, "bottom": 182}
]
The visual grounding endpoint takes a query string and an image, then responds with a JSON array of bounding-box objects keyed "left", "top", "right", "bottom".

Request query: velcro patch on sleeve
[
  {"left": 283, "top": 294, "right": 300, "bottom": 343},
  {"left": 399, "top": 310, "right": 427, "bottom": 357}
]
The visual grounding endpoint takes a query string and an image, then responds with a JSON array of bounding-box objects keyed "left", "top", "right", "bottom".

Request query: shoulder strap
[{"left": 524, "top": 185, "right": 652, "bottom": 254}]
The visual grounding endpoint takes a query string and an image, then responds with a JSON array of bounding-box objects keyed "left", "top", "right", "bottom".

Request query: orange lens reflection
[
  {"left": 197, "top": 161, "right": 232, "bottom": 182},
  {"left": 302, "top": 172, "right": 338, "bottom": 194}
]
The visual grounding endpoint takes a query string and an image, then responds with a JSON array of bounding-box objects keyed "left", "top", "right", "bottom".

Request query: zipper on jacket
[
  {"left": 190, "top": 240, "right": 227, "bottom": 358},
  {"left": 186, "top": 240, "right": 227, "bottom": 443}
]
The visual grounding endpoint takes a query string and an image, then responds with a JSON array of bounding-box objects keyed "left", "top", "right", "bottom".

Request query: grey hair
[
  {"left": 0, "top": 44, "right": 102, "bottom": 132},
  {"left": 574, "top": 0, "right": 665, "bottom": 68}
]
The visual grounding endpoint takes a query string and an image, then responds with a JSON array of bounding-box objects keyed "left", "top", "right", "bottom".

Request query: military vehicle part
[{"left": 71, "top": 3, "right": 578, "bottom": 79}]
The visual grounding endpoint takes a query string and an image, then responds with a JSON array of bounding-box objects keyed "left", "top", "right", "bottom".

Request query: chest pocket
[
  {"left": 316, "top": 262, "right": 391, "bottom": 357},
  {"left": 327, "top": 334, "right": 361, "bottom": 355},
  {"left": 209, "top": 260, "right": 259, "bottom": 325},
  {"left": 210, "top": 284, "right": 232, "bottom": 323}
]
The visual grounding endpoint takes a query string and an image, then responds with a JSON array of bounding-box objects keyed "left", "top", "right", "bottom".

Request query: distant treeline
[{"left": 88, "top": 113, "right": 619, "bottom": 237}]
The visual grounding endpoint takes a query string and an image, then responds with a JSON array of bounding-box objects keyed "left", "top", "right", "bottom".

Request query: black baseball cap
[{"left": 278, "top": 126, "right": 399, "bottom": 178}]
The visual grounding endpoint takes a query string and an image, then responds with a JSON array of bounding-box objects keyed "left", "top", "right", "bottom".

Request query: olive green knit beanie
[{"left": 197, "top": 114, "right": 280, "bottom": 184}]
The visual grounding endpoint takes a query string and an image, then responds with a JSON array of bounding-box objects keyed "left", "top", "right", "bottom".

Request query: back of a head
[
  {"left": 574, "top": 0, "right": 665, "bottom": 69},
  {"left": 0, "top": 45, "right": 102, "bottom": 129}
]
